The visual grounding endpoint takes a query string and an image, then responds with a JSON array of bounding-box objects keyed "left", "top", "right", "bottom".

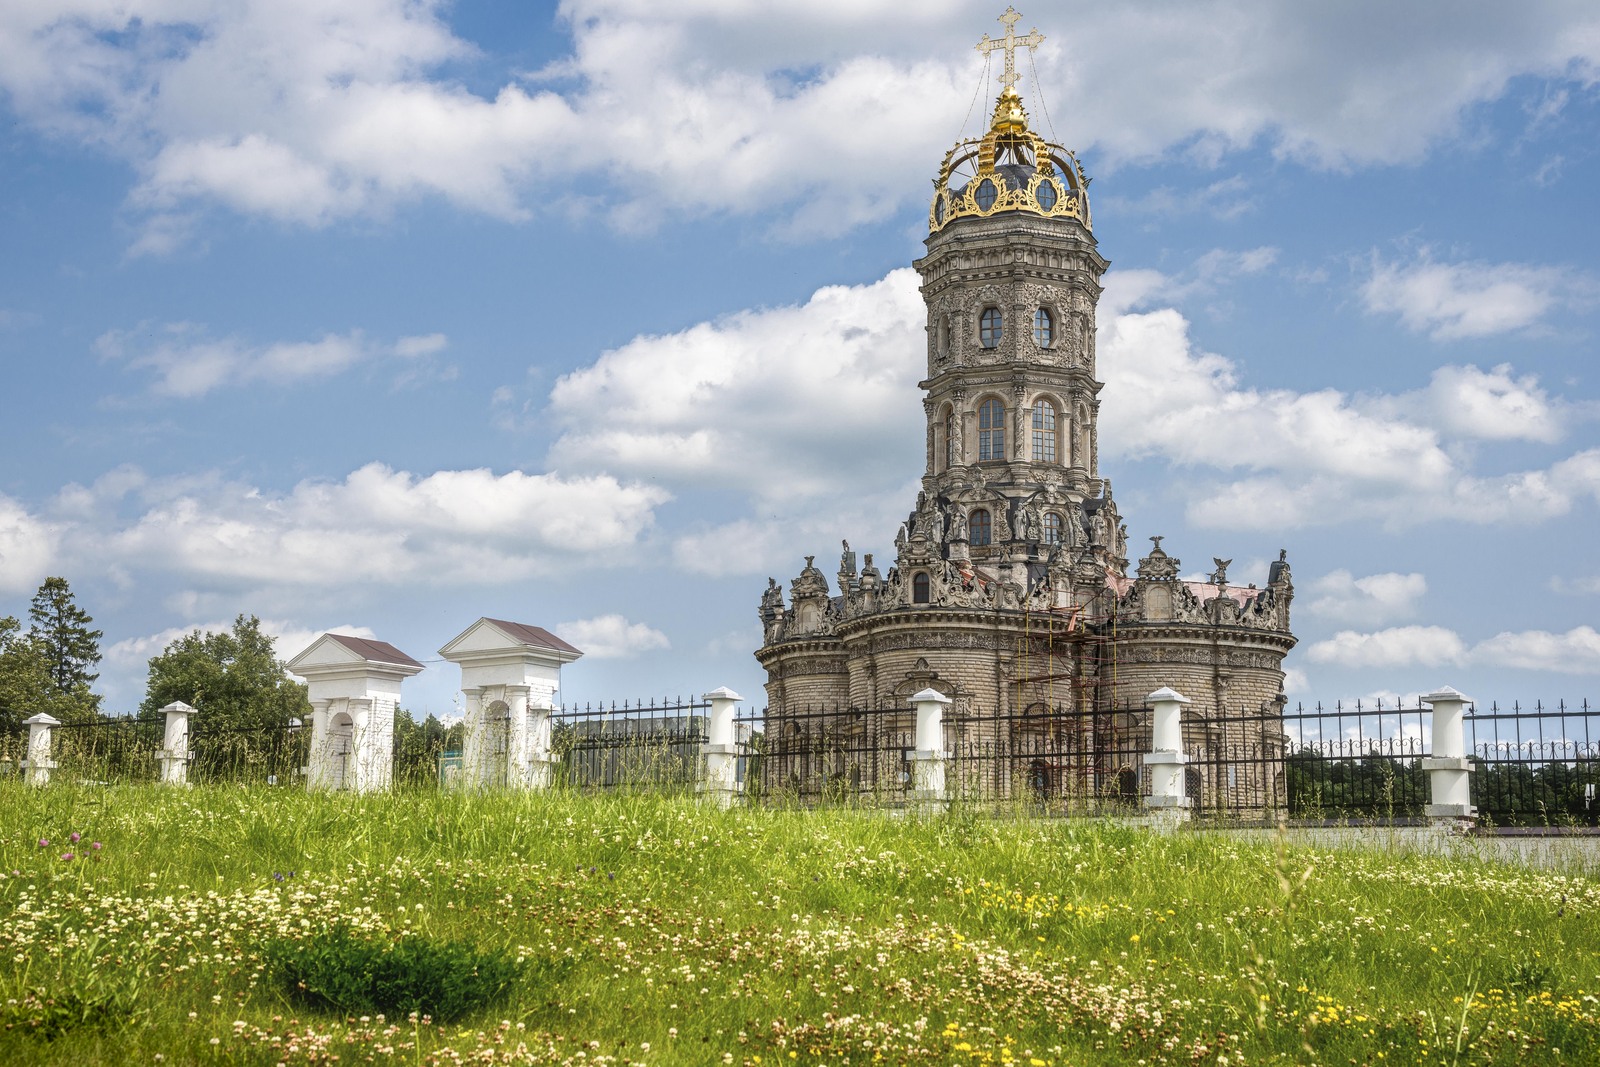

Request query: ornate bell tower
[{"left": 912, "top": 8, "right": 1123, "bottom": 586}]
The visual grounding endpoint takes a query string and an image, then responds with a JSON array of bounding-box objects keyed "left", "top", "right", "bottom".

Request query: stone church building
[{"left": 754, "top": 15, "right": 1296, "bottom": 807}]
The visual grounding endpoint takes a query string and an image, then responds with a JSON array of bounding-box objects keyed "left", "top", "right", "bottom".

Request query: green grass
[{"left": 0, "top": 783, "right": 1597, "bottom": 1065}]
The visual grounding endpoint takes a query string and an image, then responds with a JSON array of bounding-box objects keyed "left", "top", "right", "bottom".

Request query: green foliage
[
  {"left": 265, "top": 928, "right": 526, "bottom": 1022},
  {"left": 0, "top": 616, "right": 88, "bottom": 742},
  {"left": 139, "top": 614, "right": 310, "bottom": 731},
  {"left": 27, "top": 577, "right": 103, "bottom": 707},
  {"left": 393, "top": 709, "right": 463, "bottom": 787}
]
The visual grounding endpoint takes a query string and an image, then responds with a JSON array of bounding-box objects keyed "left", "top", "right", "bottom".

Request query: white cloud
[
  {"left": 4, "top": 3, "right": 1600, "bottom": 243},
  {"left": 1306, "top": 626, "right": 1468, "bottom": 669},
  {"left": 1306, "top": 624, "right": 1600, "bottom": 675},
  {"left": 1361, "top": 251, "right": 1600, "bottom": 340},
  {"left": 1473, "top": 626, "right": 1600, "bottom": 674},
  {"left": 546, "top": 268, "right": 924, "bottom": 503},
  {"left": 96, "top": 323, "right": 451, "bottom": 397},
  {"left": 1406, "top": 364, "right": 1566, "bottom": 443},
  {"left": 1097, "top": 275, "right": 1600, "bottom": 530},
  {"left": 54, "top": 462, "right": 669, "bottom": 587},
  {"left": 1307, "top": 571, "right": 1427, "bottom": 625},
  {"left": 106, "top": 619, "right": 378, "bottom": 673},
  {"left": 554, "top": 614, "right": 670, "bottom": 659},
  {"left": 0, "top": 495, "right": 56, "bottom": 595}
]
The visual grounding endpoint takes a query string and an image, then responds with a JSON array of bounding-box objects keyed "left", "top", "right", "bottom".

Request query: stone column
[
  {"left": 699, "top": 686, "right": 743, "bottom": 807},
  {"left": 346, "top": 697, "right": 389, "bottom": 793},
  {"left": 528, "top": 695, "right": 558, "bottom": 790},
  {"left": 505, "top": 684, "right": 531, "bottom": 788},
  {"left": 158, "top": 700, "right": 195, "bottom": 786},
  {"left": 1422, "top": 686, "right": 1476, "bottom": 831},
  {"left": 305, "top": 699, "right": 333, "bottom": 791},
  {"left": 1143, "top": 687, "right": 1191, "bottom": 825},
  {"left": 22, "top": 713, "right": 59, "bottom": 787},
  {"left": 908, "top": 688, "right": 951, "bottom": 809},
  {"left": 459, "top": 687, "right": 485, "bottom": 789}
]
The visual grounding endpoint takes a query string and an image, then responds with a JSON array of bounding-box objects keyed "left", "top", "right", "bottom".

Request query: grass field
[{"left": 0, "top": 784, "right": 1596, "bottom": 1065}]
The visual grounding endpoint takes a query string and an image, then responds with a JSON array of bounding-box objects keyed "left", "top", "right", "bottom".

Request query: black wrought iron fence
[
  {"left": 947, "top": 705, "right": 1150, "bottom": 811},
  {"left": 739, "top": 704, "right": 912, "bottom": 804},
  {"left": 1468, "top": 700, "right": 1600, "bottom": 827},
  {"left": 553, "top": 697, "right": 709, "bottom": 790},
  {"left": 1187, "top": 703, "right": 1433, "bottom": 823}
]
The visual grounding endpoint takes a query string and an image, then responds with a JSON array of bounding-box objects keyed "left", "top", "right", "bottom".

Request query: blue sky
[{"left": 2, "top": 1, "right": 1599, "bottom": 718}]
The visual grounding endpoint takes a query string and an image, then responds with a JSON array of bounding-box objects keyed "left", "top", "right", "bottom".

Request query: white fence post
[
  {"left": 158, "top": 701, "right": 195, "bottom": 786},
  {"left": 909, "top": 688, "right": 950, "bottom": 809},
  {"left": 1143, "top": 687, "right": 1191, "bottom": 826},
  {"left": 22, "top": 713, "right": 60, "bottom": 786},
  {"left": 1422, "top": 686, "right": 1476, "bottom": 831},
  {"left": 699, "top": 687, "right": 743, "bottom": 807}
]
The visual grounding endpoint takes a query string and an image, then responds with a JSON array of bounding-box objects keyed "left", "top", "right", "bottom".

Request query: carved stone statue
[
  {"left": 1210, "top": 557, "right": 1232, "bottom": 586},
  {"left": 1023, "top": 503, "right": 1043, "bottom": 543},
  {"left": 839, "top": 539, "right": 856, "bottom": 576},
  {"left": 947, "top": 506, "right": 968, "bottom": 542}
]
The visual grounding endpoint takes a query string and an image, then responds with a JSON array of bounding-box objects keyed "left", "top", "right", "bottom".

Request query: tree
[
  {"left": 0, "top": 615, "right": 83, "bottom": 738},
  {"left": 140, "top": 615, "right": 310, "bottom": 731},
  {"left": 28, "top": 576, "right": 103, "bottom": 698}
]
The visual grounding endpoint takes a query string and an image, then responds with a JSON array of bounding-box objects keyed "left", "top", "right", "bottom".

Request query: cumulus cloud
[
  {"left": 3, "top": 2, "right": 1599, "bottom": 244},
  {"left": 1307, "top": 571, "right": 1427, "bottom": 625},
  {"left": 546, "top": 269, "right": 924, "bottom": 503},
  {"left": 106, "top": 619, "right": 378, "bottom": 674},
  {"left": 0, "top": 494, "right": 56, "bottom": 595},
  {"left": 1097, "top": 274, "right": 1600, "bottom": 530},
  {"left": 1307, "top": 624, "right": 1600, "bottom": 675},
  {"left": 1306, "top": 626, "right": 1468, "bottom": 669},
  {"left": 96, "top": 324, "right": 451, "bottom": 398},
  {"left": 52, "top": 462, "right": 669, "bottom": 587},
  {"left": 1474, "top": 626, "right": 1600, "bottom": 674},
  {"left": 554, "top": 614, "right": 670, "bottom": 659},
  {"left": 1361, "top": 250, "right": 1600, "bottom": 340}
]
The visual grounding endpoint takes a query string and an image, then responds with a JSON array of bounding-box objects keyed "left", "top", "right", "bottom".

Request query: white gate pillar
[
  {"left": 287, "top": 634, "right": 424, "bottom": 793},
  {"left": 1422, "top": 686, "right": 1476, "bottom": 831},
  {"left": 699, "top": 686, "right": 743, "bottom": 807},
  {"left": 158, "top": 700, "right": 195, "bottom": 786},
  {"left": 22, "top": 713, "right": 59, "bottom": 786},
  {"left": 908, "top": 688, "right": 951, "bottom": 808},
  {"left": 438, "top": 618, "right": 583, "bottom": 792},
  {"left": 1143, "top": 687, "right": 1191, "bottom": 825}
]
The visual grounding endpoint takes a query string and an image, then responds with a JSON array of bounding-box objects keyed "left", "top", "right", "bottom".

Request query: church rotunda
[{"left": 754, "top": 10, "right": 1296, "bottom": 808}]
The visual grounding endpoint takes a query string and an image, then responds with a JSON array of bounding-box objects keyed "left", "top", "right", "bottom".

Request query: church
[{"left": 753, "top": 11, "right": 1297, "bottom": 808}]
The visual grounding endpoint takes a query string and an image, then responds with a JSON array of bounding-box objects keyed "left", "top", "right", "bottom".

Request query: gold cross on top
[{"left": 975, "top": 7, "right": 1045, "bottom": 92}]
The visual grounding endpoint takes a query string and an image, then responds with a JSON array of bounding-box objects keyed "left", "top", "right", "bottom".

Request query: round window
[
  {"left": 1037, "top": 180, "right": 1058, "bottom": 211},
  {"left": 974, "top": 178, "right": 998, "bottom": 211}
]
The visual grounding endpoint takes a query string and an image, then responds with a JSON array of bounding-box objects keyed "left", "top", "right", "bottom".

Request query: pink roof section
[
  {"left": 325, "top": 633, "right": 425, "bottom": 669},
  {"left": 484, "top": 618, "right": 582, "bottom": 656}
]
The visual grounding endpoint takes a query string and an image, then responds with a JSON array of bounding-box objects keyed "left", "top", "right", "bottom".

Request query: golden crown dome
[{"left": 930, "top": 10, "right": 1089, "bottom": 234}]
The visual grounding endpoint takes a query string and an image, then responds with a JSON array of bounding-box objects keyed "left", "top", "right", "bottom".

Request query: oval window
[
  {"left": 934, "top": 196, "right": 946, "bottom": 224},
  {"left": 1037, "top": 180, "right": 1058, "bottom": 211},
  {"left": 974, "top": 178, "right": 997, "bottom": 211}
]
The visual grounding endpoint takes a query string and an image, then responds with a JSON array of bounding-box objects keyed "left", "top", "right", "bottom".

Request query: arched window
[
  {"left": 943, "top": 409, "right": 956, "bottom": 469},
  {"left": 970, "top": 509, "right": 992, "bottom": 546},
  {"left": 1033, "top": 307, "right": 1054, "bottom": 348},
  {"left": 912, "top": 572, "right": 930, "bottom": 604},
  {"left": 979, "top": 307, "right": 1003, "bottom": 349},
  {"left": 978, "top": 398, "right": 1004, "bottom": 460},
  {"left": 1031, "top": 399, "right": 1057, "bottom": 463},
  {"left": 1043, "top": 511, "right": 1063, "bottom": 544}
]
